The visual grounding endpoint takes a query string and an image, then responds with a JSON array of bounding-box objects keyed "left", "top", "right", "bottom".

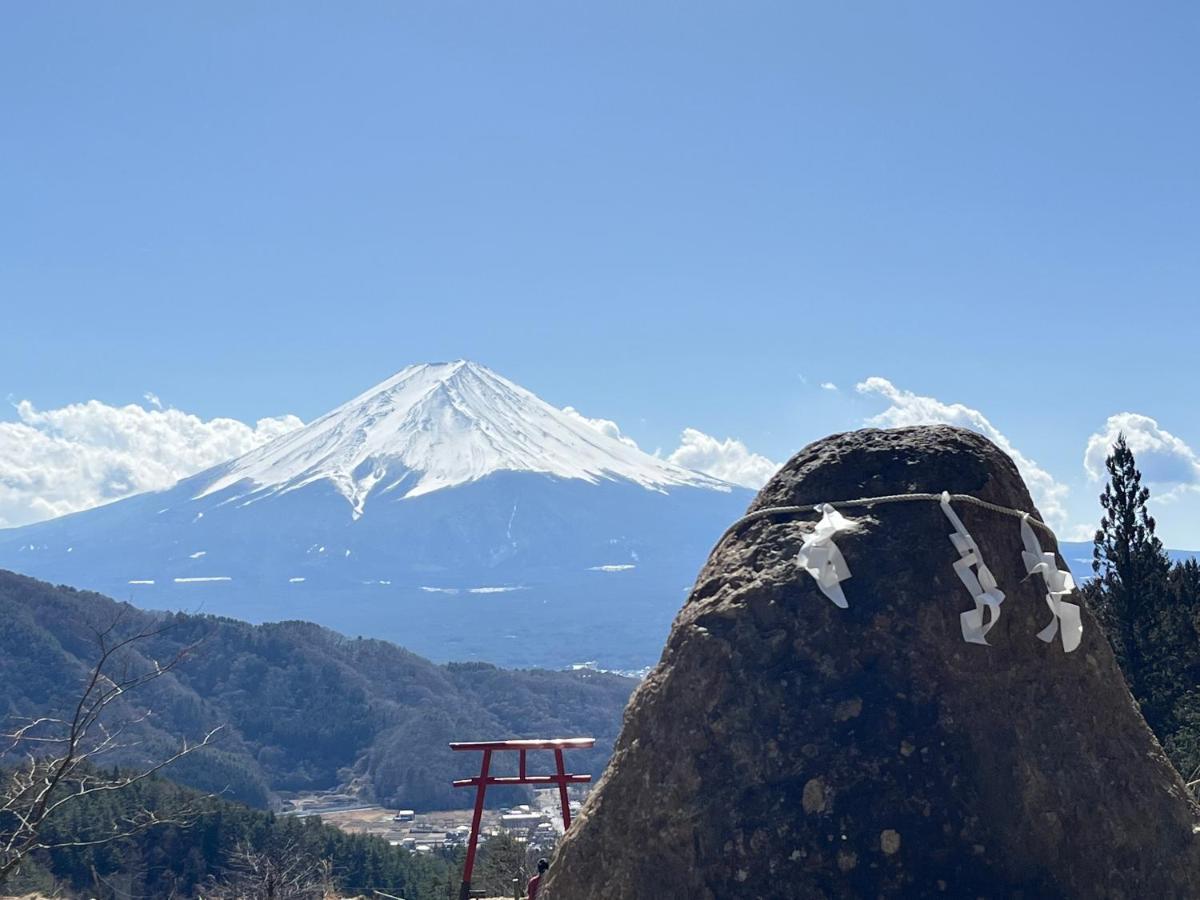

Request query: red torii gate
[{"left": 450, "top": 737, "right": 594, "bottom": 900}]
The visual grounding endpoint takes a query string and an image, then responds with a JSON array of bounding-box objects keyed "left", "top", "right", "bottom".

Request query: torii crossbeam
[{"left": 450, "top": 737, "right": 594, "bottom": 900}]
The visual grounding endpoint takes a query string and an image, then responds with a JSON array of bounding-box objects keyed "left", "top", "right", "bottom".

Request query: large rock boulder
[{"left": 542, "top": 426, "right": 1200, "bottom": 899}]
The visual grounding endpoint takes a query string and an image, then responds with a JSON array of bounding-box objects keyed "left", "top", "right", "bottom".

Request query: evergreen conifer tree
[
  {"left": 1087, "top": 438, "right": 1200, "bottom": 790},
  {"left": 1091, "top": 433, "right": 1171, "bottom": 675}
]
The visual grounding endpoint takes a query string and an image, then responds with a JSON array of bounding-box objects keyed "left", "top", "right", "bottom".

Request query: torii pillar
[{"left": 450, "top": 737, "right": 594, "bottom": 900}]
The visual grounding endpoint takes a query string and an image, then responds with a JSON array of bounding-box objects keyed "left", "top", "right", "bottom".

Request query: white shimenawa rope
[
  {"left": 712, "top": 490, "right": 1082, "bottom": 652},
  {"left": 714, "top": 491, "right": 1057, "bottom": 550}
]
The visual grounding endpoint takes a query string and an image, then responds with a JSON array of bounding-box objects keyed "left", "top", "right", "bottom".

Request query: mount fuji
[{"left": 0, "top": 362, "right": 753, "bottom": 668}]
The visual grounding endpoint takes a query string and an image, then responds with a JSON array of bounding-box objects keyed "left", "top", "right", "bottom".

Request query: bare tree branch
[
  {"left": 0, "top": 614, "right": 220, "bottom": 885},
  {"left": 205, "top": 840, "right": 337, "bottom": 900}
]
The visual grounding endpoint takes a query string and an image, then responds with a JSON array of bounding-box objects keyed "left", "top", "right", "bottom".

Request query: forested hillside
[
  {"left": 0, "top": 570, "right": 635, "bottom": 810},
  {"left": 2, "top": 774, "right": 457, "bottom": 899}
]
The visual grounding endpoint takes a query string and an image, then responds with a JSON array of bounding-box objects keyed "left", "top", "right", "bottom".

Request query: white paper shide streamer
[
  {"left": 1020, "top": 514, "right": 1083, "bottom": 653},
  {"left": 939, "top": 491, "right": 1005, "bottom": 645},
  {"left": 795, "top": 503, "right": 855, "bottom": 608},
  {"left": 774, "top": 490, "right": 1084, "bottom": 652}
]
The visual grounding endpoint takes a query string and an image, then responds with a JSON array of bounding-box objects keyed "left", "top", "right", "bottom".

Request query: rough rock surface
[{"left": 541, "top": 426, "right": 1200, "bottom": 899}]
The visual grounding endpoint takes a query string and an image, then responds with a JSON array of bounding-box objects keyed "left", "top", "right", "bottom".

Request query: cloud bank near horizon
[
  {"left": 0, "top": 392, "right": 781, "bottom": 529},
  {"left": 665, "top": 428, "right": 780, "bottom": 489},
  {"left": 4, "top": 384, "right": 1196, "bottom": 547},
  {"left": 1084, "top": 413, "right": 1200, "bottom": 493},
  {"left": 855, "top": 376, "right": 1073, "bottom": 532},
  {"left": 0, "top": 399, "right": 302, "bottom": 528},
  {"left": 562, "top": 406, "right": 779, "bottom": 489}
]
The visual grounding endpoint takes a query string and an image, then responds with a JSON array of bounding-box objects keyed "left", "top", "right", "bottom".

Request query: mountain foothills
[
  {"left": 0, "top": 570, "right": 634, "bottom": 811},
  {"left": 0, "top": 361, "right": 752, "bottom": 669}
]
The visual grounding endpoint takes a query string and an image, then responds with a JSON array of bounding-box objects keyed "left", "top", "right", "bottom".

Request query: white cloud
[
  {"left": 561, "top": 406, "right": 640, "bottom": 449},
  {"left": 143, "top": 391, "right": 163, "bottom": 410},
  {"left": 0, "top": 399, "right": 302, "bottom": 528},
  {"left": 666, "top": 428, "right": 780, "bottom": 489},
  {"left": 1064, "top": 523, "right": 1098, "bottom": 542},
  {"left": 563, "top": 406, "right": 779, "bottom": 490},
  {"left": 820, "top": 382, "right": 839, "bottom": 392},
  {"left": 1083, "top": 413, "right": 1200, "bottom": 490},
  {"left": 855, "top": 376, "right": 1070, "bottom": 529}
]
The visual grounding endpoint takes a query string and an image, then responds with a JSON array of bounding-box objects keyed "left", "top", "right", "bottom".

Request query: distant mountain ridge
[
  {"left": 0, "top": 361, "right": 752, "bottom": 669},
  {"left": 0, "top": 569, "right": 634, "bottom": 811}
]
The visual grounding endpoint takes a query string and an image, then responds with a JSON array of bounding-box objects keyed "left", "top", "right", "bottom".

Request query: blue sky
[{"left": 2, "top": 3, "right": 1198, "bottom": 544}]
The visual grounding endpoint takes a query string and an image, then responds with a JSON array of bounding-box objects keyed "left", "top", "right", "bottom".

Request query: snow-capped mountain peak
[
  {"left": 0, "top": 359, "right": 753, "bottom": 668},
  {"left": 197, "top": 360, "right": 730, "bottom": 516}
]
